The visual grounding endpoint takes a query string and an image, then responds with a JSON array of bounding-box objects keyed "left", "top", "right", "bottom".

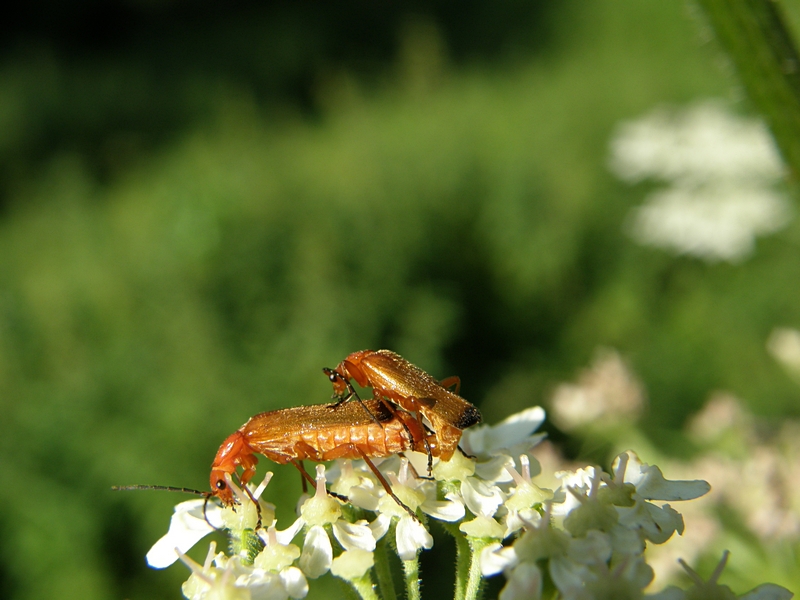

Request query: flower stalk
[{"left": 695, "top": 0, "right": 800, "bottom": 179}]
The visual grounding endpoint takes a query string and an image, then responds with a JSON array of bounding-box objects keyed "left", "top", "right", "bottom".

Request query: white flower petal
[
  {"left": 279, "top": 566, "right": 309, "bottom": 599},
  {"left": 405, "top": 450, "right": 435, "bottom": 478},
  {"left": 348, "top": 485, "right": 381, "bottom": 511},
  {"left": 332, "top": 520, "right": 376, "bottom": 552},
  {"left": 369, "top": 514, "right": 391, "bottom": 541},
  {"left": 645, "top": 586, "right": 687, "bottom": 600},
  {"left": 504, "top": 508, "right": 541, "bottom": 537},
  {"left": 461, "top": 478, "right": 504, "bottom": 518},
  {"left": 461, "top": 407, "right": 546, "bottom": 457},
  {"left": 551, "top": 467, "right": 596, "bottom": 516},
  {"left": 459, "top": 515, "right": 505, "bottom": 539},
  {"left": 395, "top": 516, "right": 433, "bottom": 560},
  {"left": 330, "top": 549, "right": 375, "bottom": 580},
  {"left": 609, "top": 523, "right": 645, "bottom": 556},
  {"left": 616, "top": 496, "right": 684, "bottom": 545},
  {"left": 618, "top": 452, "right": 710, "bottom": 501},
  {"left": 499, "top": 562, "right": 542, "bottom": 600},
  {"left": 739, "top": 583, "right": 794, "bottom": 600},
  {"left": 548, "top": 556, "right": 593, "bottom": 595},
  {"left": 480, "top": 542, "right": 518, "bottom": 577},
  {"left": 567, "top": 530, "right": 611, "bottom": 565},
  {"left": 235, "top": 570, "right": 283, "bottom": 600},
  {"left": 299, "top": 526, "right": 332, "bottom": 579},
  {"left": 475, "top": 454, "right": 517, "bottom": 483},
  {"left": 271, "top": 518, "right": 305, "bottom": 546},
  {"left": 420, "top": 492, "right": 465, "bottom": 522},
  {"left": 146, "top": 499, "right": 221, "bottom": 569}
]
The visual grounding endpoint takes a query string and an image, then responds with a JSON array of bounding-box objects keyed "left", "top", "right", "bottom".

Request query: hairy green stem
[
  {"left": 403, "top": 556, "right": 422, "bottom": 600},
  {"left": 372, "top": 536, "right": 397, "bottom": 600},
  {"left": 695, "top": 0, "right": 800, "bottom": 179},
  {"left": 464, "top": 538, "right": 489, "bottom": 600},
  {"left": 437, "top": 520, "right": 471, "bottom": 600},
  {"left": 347, "top": 574, "right": 380, "bottom": 600}
]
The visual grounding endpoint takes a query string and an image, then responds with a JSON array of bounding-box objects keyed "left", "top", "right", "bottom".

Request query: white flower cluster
[
  {"left": 144, "top": 407, "right": 792, "bottom": 600},
  {"left": 609, "top": 100, "right": 791, "bottom": 262},
  {"left": 643, "top": 391, "right": 800, "bottom": 587}
]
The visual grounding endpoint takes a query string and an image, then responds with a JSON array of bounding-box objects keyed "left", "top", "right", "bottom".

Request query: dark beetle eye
[{"left": 215, "top": 480, "right": 227, "bottom": 490}]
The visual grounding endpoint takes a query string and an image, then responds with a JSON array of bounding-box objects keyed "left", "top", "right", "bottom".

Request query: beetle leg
[
  {"left": 356, "top": 447, "right": 419, "bottom": 522},
  {"left": 323, "top": 368, "right": 357, "bottom": 406},
  {"left": 397, "top": 396, "right": 434, "bottom": 477},
  {"left": 237, "top": 476, "right": 264, "bottom": 530},
  {"left": 400, "top": 452, "right": 434, "bottom": 481},
  {"left": 458, "top": 445, "right": 478, "bottom": 460},
  {"left": 375, "top": 397, "right": 420, "bottom": 446},
  {"left": 299, "top": 459, "right": 308, "bottom": 495},
  {"left": 289, "top": 459, "right": 348, "bottom": 502},
  {"left": 439, "top": 375, "right": 461, "bottom": 395}
]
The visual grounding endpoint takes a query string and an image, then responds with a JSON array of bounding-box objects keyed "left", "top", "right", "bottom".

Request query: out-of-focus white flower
[
  {"left": 767, "top": 327, "right": 800, "bottom": 379},
  {"left": 609, "top": 100, "right": 791, "bottom": 263},
  {"left": 650, "top": 391, "right": 800, "bottom": 587},
  {"left": 480, "top": 542, "right": 518, "bottom": 577},
  {"left": 609, "top": 100, "right": 783, "bottom": 185},
  {"left": 550, "top": 348, "right": 645, "bottom": 430},
  {"left": 671, "top": 551, "right": 792, "bottom": 600},
  {"left": 550, "top": 452, "right": 709, "bottom": 553},
  {"left": 686, "top": 391, "right": 752, "bottom": 444},
  {"left": 498, "top": 562, "right": 542, "bottom": 600},
  {"left": 625, "top": 184, "right": 790, "bottom": 262}
]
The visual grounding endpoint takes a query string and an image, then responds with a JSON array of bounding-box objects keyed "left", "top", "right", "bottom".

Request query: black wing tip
[{"left": 456, "top": 405, "right": 482, "bottom": 429}]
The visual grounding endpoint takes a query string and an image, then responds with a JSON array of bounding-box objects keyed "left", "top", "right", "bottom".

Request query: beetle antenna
[
  {"left": 112, "top": 484, "right": 207, "bottom": 495},
  {"left": 201, "top": 494, "right": 223, "bottom": 532},
  {"left": 112, "top": 484, "right": 225, "bottom": 532}
]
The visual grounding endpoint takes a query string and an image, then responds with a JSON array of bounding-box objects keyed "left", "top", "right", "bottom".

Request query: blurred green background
[{"left": 2, "top": 1, "right": 799, "bottom": 599}]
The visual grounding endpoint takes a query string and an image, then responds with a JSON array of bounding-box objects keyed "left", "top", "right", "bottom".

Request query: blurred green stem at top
[{"left": 695, "top": 0, "right": 800, "bottom": 182}]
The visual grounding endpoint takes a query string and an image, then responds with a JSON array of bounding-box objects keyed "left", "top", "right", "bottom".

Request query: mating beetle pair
[
  {"left": 209, "top": 350, "right": 482, "bottom": 521},
  {"left": 117, "top": 350, "right": 482, "bottom": 525}
]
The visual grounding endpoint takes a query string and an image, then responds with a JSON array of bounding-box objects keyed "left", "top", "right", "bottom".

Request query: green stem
[
  {"left": 373, "top": 536, "right": 397, "bottom": 600},
  {"left": 403, "top": 556, "right": 422, "bottom": 600},
  {"left": 347, "top": 574, "right": 380, "bottom": 600},
  {"left": 437, "top": 520, "right": 471, "bottom": 600},
  {"left": 228, "top": 528, "right": 264, "bottom": 565},
  {"left": 464, "top": 538, "right": 489, "bottom": 600},
  {"left": 694, "top": 0, "right": 800, "bottom": 179}
]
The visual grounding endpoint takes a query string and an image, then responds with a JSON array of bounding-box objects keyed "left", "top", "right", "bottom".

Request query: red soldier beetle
[
  {"left": 210, "top": 398, "right": 439, "bottom": 522},
  {"left": 116, "top": 399, "right": 437, "bottom": 529},
  {"left": 325, "top": 349, "right": 482, "bottom": 461}
]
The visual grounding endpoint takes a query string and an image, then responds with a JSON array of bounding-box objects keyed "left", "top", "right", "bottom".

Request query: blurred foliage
[{"left": 1, "top": 1, "right": 799, "bottom": 599}]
